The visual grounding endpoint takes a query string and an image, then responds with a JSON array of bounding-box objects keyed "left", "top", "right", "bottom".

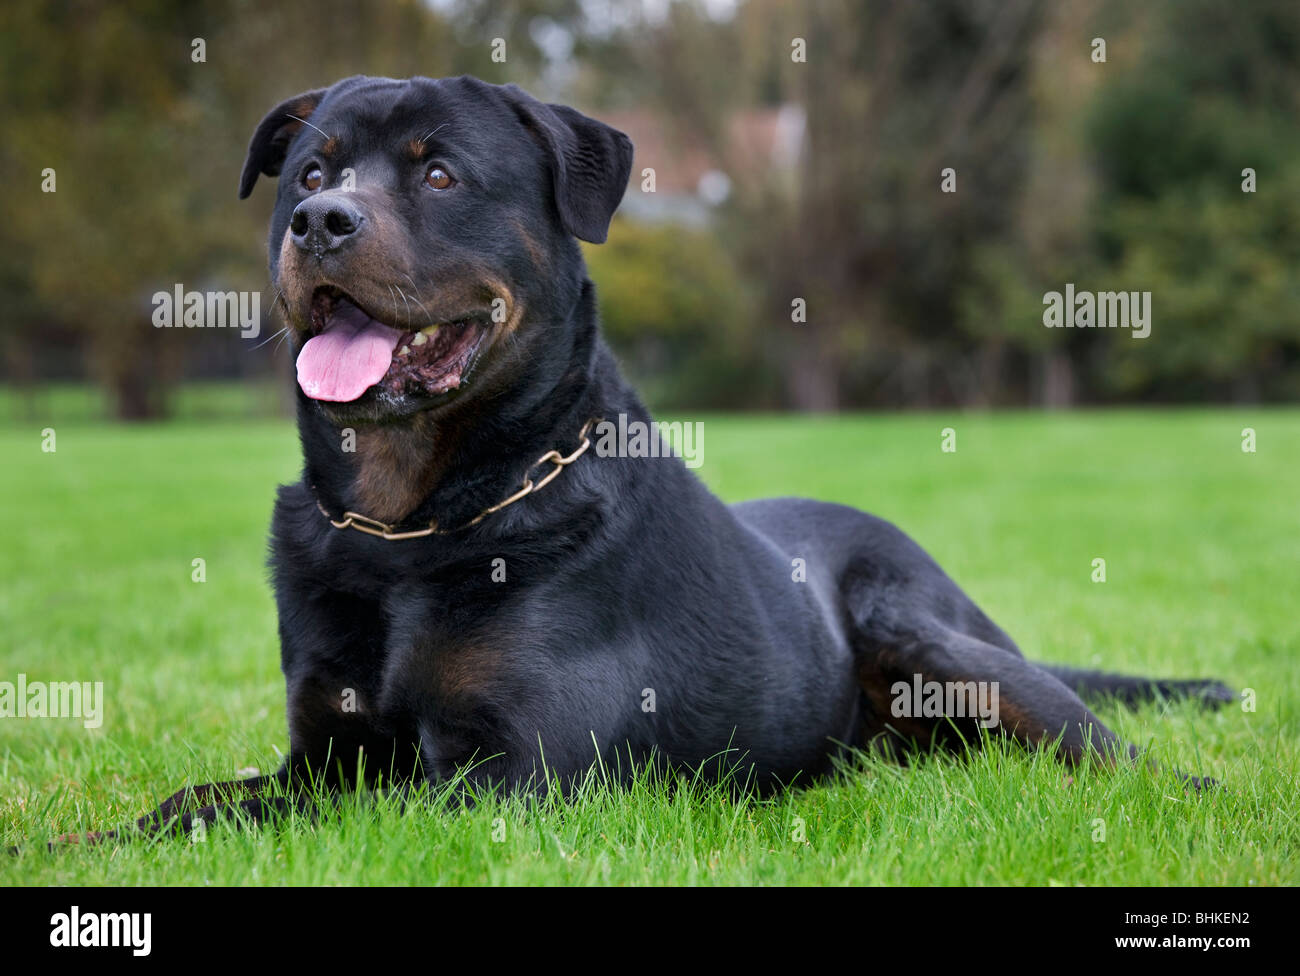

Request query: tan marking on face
[
  {"left": 510, "top": 217, "right": 547, "bottom": 270},
  {"left": 321, "top": 136, "right": 341, "bottom": 157},
  {"left": 407, "top": 138, "right": 426, "bottom": 161},
  {"left": 480, "top": 276, "right": 523, "bottom": 336},
  {"left": 276, "top": 230, "right": 311, "bottom": 327},
  {"left": 274, "top": 195, "right": 424, "bottom": 332},
  {"left": 330, "top": 200, "right": 421, "bottom": 328}
]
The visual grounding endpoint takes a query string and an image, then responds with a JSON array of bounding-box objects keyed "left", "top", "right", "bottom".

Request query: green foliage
[
  {"left": 584, "top": 219, "right": 773, "bottom": 408},
  {"left": 1091, "top": 175, "right": 1300, "bottom": 400},
  {"left": 1080, "top": 0, "right": 1300, "bottom": 400},
  {"left": 4, "top": 0, "right": 1300, "bottom": 412},
  {"left": 952, "top": 0, "right": 1300, "bottom": 404}
]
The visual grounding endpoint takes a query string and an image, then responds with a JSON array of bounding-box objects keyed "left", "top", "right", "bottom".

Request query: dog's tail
[{"left": 1039, "top": 664, "right": 1235, "bottom": 709}]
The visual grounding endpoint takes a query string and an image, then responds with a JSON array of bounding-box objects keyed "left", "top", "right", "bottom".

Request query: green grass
[
  {"left": 0, "top": 380, "right": 287, "bottom": 426},
  {"left": 1, "top": 407, "right": 1297, "bottom": 885}
]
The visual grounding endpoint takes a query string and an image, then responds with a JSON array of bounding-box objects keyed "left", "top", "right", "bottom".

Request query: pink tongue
[{"left": 296, "top": 301, "right": 403, "bottom": 402}]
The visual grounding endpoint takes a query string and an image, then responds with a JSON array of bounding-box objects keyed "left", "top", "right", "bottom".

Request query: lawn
[{"left": 1, "top": 404, "right": 1297, "bottom": 885}]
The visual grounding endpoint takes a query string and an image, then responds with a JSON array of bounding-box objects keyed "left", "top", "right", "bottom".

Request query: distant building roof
[{"left": 602, "top": 104, "right": 805, "bottom": 225}]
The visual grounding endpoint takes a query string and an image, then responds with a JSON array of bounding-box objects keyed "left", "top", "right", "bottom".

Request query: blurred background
[{"left": 3, "top": 0, "right": 1300, "bottom": 420}]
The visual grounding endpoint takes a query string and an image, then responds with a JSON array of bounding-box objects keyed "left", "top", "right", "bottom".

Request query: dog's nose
[{"left": 289, "top": 195, "right": 364, "bottom": 254}]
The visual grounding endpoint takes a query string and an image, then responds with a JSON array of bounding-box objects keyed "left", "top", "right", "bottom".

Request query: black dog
[{"left": 105, "top": 75, "right": 1230, "bottom": 839}]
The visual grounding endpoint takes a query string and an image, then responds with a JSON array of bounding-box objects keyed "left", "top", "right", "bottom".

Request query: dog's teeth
[
  {"left": 412, "top": 332, "right": 428, "bottom": 346},
  {"left": 398, "top": 345, "right": 410, "bottom": 356},
  {"left": 420, "top": 324, "right": 440, "bottom": 336}
]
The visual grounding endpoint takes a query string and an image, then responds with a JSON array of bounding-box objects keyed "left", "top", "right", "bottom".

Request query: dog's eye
[
  {"left": 425, "top": 166, "right": 454, "bottom": 191},
  {"left": 303, "top": 167, "right": 323, "bottom": 191}
]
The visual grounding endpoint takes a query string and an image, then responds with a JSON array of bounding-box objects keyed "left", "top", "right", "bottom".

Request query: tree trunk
[
  {"left": 785, "top": 333, "right": 840, "bottom": 411},
  {"left": 1040, "top": 349, "right": 1075, "bottom": 407},
  {"left": 95, "top": 321, "right": 177, "bottom": 421}
]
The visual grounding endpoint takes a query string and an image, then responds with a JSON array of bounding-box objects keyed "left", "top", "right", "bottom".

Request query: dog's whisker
[
  {"left": 400, "top": 272, "right": 421, "bottom": 298},
  {"left": 403, "top": 288, "right": 435, "bottom": 328},
  {"left": 395, "top": 285, "right": 414, "bottom": 328},
  {"left": 419, "top": 122, "right": 447, "bottom": 146},
  {"left": 399, "top": 273, "right": 435, "bottom": 327},
  {"left": 250, "top": 326, "right": 288, "bottom": 351},
  {"left": 286, "top": 114, "right": 333, "bottom": 142}
]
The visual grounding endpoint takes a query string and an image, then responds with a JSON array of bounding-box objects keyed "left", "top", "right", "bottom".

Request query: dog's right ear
[
  {"left": 238, "top": 89, "right": 328, "bottom": 199},
  {"left": 500, "top": 85, "right": 633, "bottom": 244}
]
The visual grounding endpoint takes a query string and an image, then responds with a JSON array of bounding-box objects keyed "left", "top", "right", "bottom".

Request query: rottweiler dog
[{"left": 109, "top": 75, "right": 1230, "bottom": 838}]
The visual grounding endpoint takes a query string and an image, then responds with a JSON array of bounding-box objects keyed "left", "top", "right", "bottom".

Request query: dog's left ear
[
  {"left": 503, "top": 86, "right": 633, "bottom": 244},
  {"left": 238, "top": 88, "right": 328, "bottom": 199}
]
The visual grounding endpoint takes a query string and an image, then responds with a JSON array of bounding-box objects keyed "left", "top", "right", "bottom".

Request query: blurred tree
[
  {"left": 582, "top": 218, "right": 771, "bottom": 407},
  {"left": 3, "top": 1, "right": 204, "bottom": 417},
  {"left": 1083, "top": 0, "right": 1300, "bottom": 401},
  {"left": 0, "top": 0, "right": 518, "bottom": 419},
  {"left": 5, "top": 0, "right": 1300, "bottom": 415},
  {"left": 602, "top": 0, "right": 1045, "bottom": 409},
  {"left": 955, "top": 0, "right": 1108, "bottom": 406}
]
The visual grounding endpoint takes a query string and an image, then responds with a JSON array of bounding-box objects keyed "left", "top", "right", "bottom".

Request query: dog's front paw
[
  {"left": 1183, "top": 680, "right": 1236, "bottom": 708},
  {"left": 1175, "top": 770, "right": 1220, "bottom": 792}
]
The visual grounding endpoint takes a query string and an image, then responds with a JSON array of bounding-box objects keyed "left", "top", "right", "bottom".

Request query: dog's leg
[
  {"left": 128, "top": 767, "right": 299, "bottom": 835},
  {"left": 46, "top": 764, "right": 311, "bottom": 848},
  {"left": 122, "top": 786, "right": 312, "bottom": 844},
  {"left": 858, "top": 627, "right": 1216, "bottom": 788}
]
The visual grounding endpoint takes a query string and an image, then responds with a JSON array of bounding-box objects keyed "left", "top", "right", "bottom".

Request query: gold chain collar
[{"left": 315, "top": 417, "right": 598, "bottom": 541}]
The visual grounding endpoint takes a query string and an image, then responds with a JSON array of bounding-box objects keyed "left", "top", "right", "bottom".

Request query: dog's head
[{"left": 240, "top": 75, "right": 632, "bottom": 425}]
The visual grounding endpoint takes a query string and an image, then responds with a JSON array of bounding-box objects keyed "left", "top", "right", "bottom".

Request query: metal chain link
[{"left": 315, "top": 417, "right": 599, "bottom": 541}]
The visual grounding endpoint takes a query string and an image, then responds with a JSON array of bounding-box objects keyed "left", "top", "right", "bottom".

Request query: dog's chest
[{"left": 377, "top": 588, "right": 523, "bottom": 710}]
